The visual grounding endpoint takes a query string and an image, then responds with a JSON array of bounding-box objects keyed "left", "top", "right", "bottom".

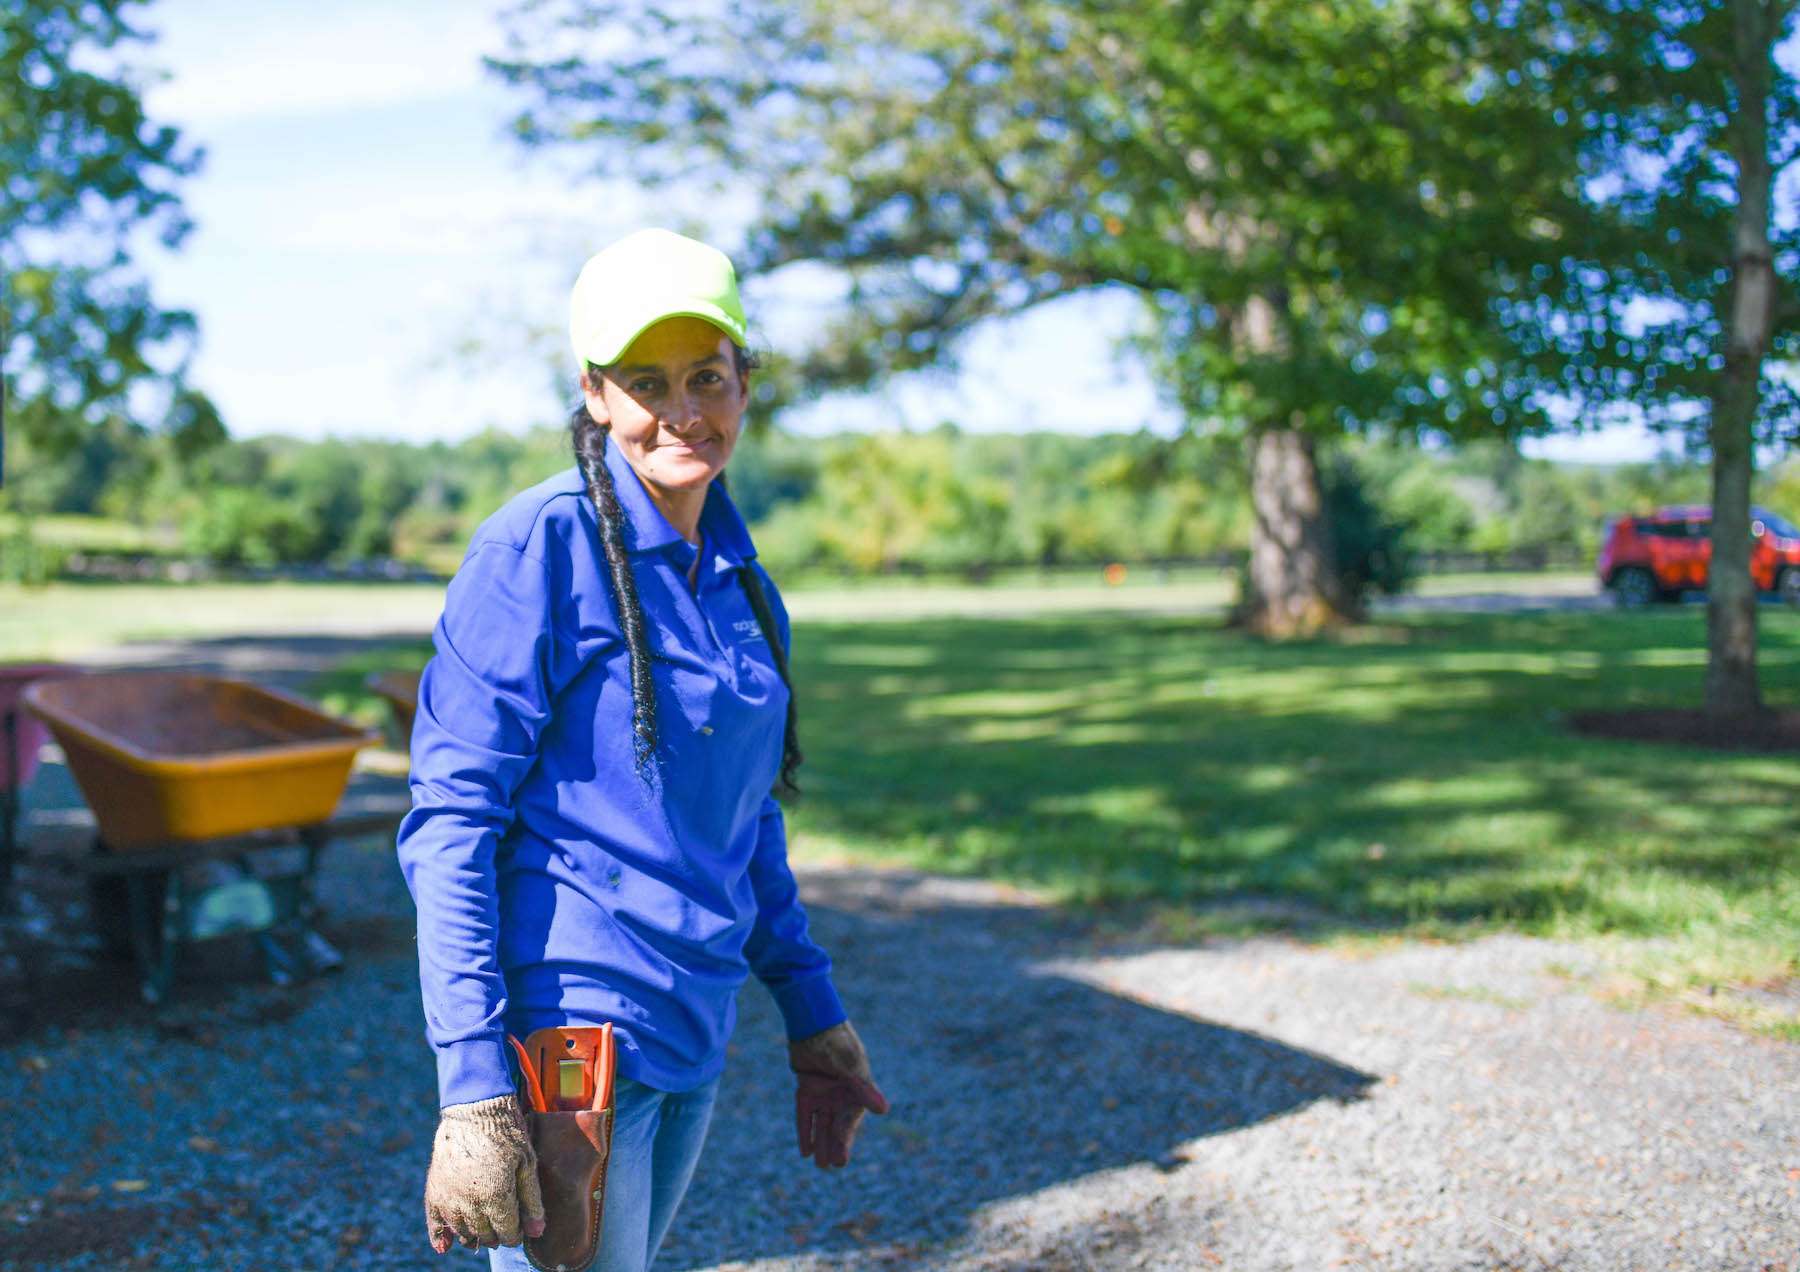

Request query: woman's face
[{"left": 581, "top": 315, "right": 750, "bottom": 498}]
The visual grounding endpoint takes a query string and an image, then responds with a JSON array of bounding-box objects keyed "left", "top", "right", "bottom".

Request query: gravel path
[{"left": 1, "top": 636, "right": 1795, "bottom": 1271}]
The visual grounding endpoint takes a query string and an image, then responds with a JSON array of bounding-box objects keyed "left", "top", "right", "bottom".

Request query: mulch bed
[{"left": 1568, "top": 707, "right": 1800, "bottom": 753}]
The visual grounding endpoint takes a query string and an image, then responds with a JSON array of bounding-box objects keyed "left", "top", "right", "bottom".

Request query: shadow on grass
[
  {"left": 47, "top": 610, "right": 1799, "bottom": 951},
  {"left": 296, "top": 608, "right": 1800, "bottom": 945},
  {"left": 780, "top": 607, "right": 1800, "bottom": 943}
]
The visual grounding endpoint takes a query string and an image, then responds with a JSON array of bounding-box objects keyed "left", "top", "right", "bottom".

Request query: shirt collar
[{"left": 598, "top": 433, "right": 757, "bottom": 566}]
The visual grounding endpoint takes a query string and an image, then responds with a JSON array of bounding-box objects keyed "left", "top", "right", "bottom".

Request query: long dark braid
[
  {"left": 570, "top": 405, "right": 658, "bottom": 774},
  {"left": 570, "top": 345, "right": 802, "bottom": 797},
  {"left": 732, "top": 517, "right": 804, "bottom": 799}
]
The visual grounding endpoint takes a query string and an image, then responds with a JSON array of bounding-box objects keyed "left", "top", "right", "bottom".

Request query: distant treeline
[{"left": 3, "top": 417, "right": 1792, "bottom": 585}]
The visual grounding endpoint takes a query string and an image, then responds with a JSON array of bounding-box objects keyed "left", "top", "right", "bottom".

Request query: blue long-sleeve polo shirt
[{"left": 395, "top": 436, "right": 846, "bottom": 1108}]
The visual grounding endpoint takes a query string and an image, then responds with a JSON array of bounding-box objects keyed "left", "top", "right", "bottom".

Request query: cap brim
[{"left": 578, "top": 303, "right": 747, "bottom": 368}]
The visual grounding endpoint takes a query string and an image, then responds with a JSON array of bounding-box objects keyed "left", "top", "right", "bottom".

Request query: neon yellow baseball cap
[{"left": 568, "top": 228, "right": 750, "bottom": 368}]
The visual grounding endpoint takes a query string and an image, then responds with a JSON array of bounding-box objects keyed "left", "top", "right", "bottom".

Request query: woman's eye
[
  {"left": 630, "top": 378, "right": 661, "bottom": 394},
  {"left": 694, "top": 371, "right": 723, "bottom": 387}
]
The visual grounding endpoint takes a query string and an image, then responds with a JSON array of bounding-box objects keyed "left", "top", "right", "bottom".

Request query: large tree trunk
[
  {"left": 1225, "top": 288, "right": 1358, "bottom": 638},
  {"left": 1704, "top": 0, "right": 1778, "bottom": 717},
  {"left": 1236, "top": 425, "right": 1358, "bottom": 638}
]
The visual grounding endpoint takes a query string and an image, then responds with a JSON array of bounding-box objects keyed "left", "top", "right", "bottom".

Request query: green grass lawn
[
  {"left": 10, "top": 572, "right": 1790, "bottom": 1029},
  {"left": 0, "top": 512, "right": 182, "bottom": 554},
  {"left": 0, "top": 568, "right": 1601, "bottom": 661},
  {"left": 0, "top": 580, "right": 452, "bottom": 660},
  {"left": 310, "top": 601, "right": 1799, "bottom": 1035}
]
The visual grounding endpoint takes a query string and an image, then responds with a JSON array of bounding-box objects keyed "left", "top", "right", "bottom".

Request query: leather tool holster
[{"left": 513, "top": 1026, "right": 616, "bottom": 1272}]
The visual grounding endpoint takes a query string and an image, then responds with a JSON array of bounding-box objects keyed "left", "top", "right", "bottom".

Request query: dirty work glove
[
  {"left": 789, "top": 1019, "right": 889, "bottom": 1170},
  {"left": 423, "top": 1092, "right": 547, "bottom": 1254}
]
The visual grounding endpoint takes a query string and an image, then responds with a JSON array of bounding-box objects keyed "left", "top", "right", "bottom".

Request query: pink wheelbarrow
[{"left": 0, "top": 661, "right": 80, "bottom": 911}]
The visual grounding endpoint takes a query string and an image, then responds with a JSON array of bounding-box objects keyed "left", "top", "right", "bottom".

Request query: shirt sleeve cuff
[
  {"left": 770, "top": 973, "right": 848, "bottom": 1041},
  {"left": 436, "top": 1036, "right": 515, "bottom": 1109}
]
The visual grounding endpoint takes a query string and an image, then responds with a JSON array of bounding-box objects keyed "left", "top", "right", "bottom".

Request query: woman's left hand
[{"left": 788, "top": 1019, "right": 889, "bottom": 1169}]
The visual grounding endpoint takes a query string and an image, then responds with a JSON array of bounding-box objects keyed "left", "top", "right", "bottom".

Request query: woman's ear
[{"left": 580, "top": 371, "right": 610, "bottom": 427}]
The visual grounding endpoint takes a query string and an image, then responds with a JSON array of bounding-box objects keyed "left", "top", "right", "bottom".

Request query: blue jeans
[{"left": 487, "top": 1073, "right": 721, "bottom": 1272}]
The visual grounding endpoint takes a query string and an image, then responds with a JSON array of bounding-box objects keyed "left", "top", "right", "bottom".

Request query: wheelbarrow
[
  {"left": 20, "top": 671, "right": 392, "bottom": 1003},
  {"left": 364, "top": 668, "right": 421, "bottom": 744},
  {"left": 0, "top": 661, "right": 80, "bottom": 912}
]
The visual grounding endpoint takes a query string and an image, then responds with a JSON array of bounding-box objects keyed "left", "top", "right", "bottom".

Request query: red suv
[{"left": 1597, "top": 505, "right": 1800, "bottom": 606}]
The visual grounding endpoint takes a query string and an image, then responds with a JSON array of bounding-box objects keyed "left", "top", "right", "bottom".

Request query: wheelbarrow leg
[
  {"left": 252, "top": 929, "right": 301, "bottom": 987},
  {"left": 0, "top": 789, "right": 16, "bottom": 919},
  {"left": 121, "top": 860, "right": 178, "bottom": 1006},
  {"left": 290, "top": 826, "right": 343, "bottom": 975},
  {"left": 1, "top": 708, "right": 18, "bottom": 916},
  {"left": 295, "top": 927, "right": 343, "bottom": 974}
]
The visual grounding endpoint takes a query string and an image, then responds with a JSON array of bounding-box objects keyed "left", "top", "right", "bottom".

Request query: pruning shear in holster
[{"left": 507, "top": 1023, "right": 618, "bottom": 1272}]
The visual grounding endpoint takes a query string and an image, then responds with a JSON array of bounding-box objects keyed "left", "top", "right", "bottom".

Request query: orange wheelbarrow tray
[
  {"left": 363, "top": 668, "right": 421, "bottom": 742},
  {"left": 20, "top": 671, "right": 382, "bottom": 851}
]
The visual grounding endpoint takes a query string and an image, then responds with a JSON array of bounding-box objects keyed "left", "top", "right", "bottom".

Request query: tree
[
  {"left": 1, "top": 0, "right": 219, "bottom": 496},
  {"left": 755, "top": 429, "right": 1004, "bottom": 574},
  {"left": 1495, "top": 0, "right": 1798, "bottom": 713},
  {"left": 490, "top": 0, "right": 1589, "bottom": 635}
]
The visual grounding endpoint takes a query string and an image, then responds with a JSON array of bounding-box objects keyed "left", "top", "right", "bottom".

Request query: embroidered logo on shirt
[{"left": 731, "top": 619, "right": 766, "bottom": 643}]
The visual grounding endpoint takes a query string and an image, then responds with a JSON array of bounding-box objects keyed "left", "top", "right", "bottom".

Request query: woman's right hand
[
  {"left": 789, "top": 1019, "right": 889, "bottom": 1169},
  {"left": 423, "top": 1092, "right": 548, "bottom": 1253}
]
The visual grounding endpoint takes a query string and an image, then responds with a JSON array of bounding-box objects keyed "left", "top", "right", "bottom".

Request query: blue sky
[{"left": 133, "top": 0, "right": 1683, "bottom": 461}]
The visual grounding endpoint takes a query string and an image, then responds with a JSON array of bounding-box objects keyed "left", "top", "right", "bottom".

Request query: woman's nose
[{"left": 665, "top": 390, "right": 703, "bottom": 430}]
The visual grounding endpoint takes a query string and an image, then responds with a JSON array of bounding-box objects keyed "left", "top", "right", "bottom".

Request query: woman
[{"left": 395, "top": 228, "right": 888, "bottom": 1271}]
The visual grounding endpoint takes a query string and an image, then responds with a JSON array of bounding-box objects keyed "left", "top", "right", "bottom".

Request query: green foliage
[
  {"left": 748, "top": 427, "right": 1242, "bottom": 577},
  {"left": 489, "top": 0, "right": 1583, "bottom": 440},
  {"left": 4, "top": 411, "right": 1768, "bottom": 578},
  {"left": 490, "top": 0, "right": 1640, "bottom": 628},
  {"left": 169, "top": 431, "right": 571, "bottom": 567},
  {"left": 760, "top": 431, "right": 996, "bottom": 573},
  {"left": 0, "top": 515, "right": 66, "bottom": 584},
  {"left": 720, "top": 427, "right": 821, "bottom": 525},
  {"left": 180, "top": 487, "right": 313, "bottom": 568},
  {"left": 1758, "top": 454, "right": 1800, "bottom": 520},
  {"left": 1385, "top": 466, "right": 1483, "bottom": 553},
  {"left": 1488, "top": 0, "right": 1800, "bottom": 445},
  {"left": 1331, "top": 432, "right": 1763, "bottom": 564},
  {"left": 1483, "top": 3, "right": 1798, "bottom": 707},
  {"left": 0, "top": 0, "right": 220, "bottom": 460},
  {"left": 1320, "top": 454, "right": 1418, "bottom": 604},
  {"left": 0, "top": 414, "right": 151, "bottom": 515}
]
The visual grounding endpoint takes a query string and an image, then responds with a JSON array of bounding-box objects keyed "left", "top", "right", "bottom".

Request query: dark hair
[
  {"left": 570, "top": 344, "right": 802, "bottom": 795},
  {"left": 727, "top": 491, "right": 804, "bottom": 795}
]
